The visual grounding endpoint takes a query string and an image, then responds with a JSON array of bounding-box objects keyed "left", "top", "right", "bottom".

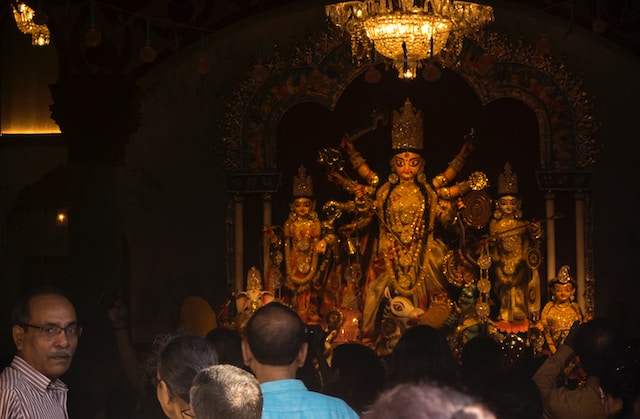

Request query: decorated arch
[{"left": 220, "top": 26, "right": 599, "bottom": 318}]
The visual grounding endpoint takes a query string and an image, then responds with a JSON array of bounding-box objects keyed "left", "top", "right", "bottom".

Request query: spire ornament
[
  {"left": 391, "top": 98, "right": 424, "bottom": 152},
  {"left": 497, "top": 162, "right": 518, "bottom": 196},
  {"left": 292, "top": 164, "right": 314, "bottom": 198}
]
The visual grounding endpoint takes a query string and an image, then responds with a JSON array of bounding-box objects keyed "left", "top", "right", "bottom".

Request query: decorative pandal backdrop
[{"left": 220, "top": 25, "right": 599, "bottom": 326}]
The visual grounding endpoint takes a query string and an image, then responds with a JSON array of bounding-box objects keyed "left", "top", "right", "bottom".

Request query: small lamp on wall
[{"left": 56, "top": 208, "right": 68, "bottom": 227}]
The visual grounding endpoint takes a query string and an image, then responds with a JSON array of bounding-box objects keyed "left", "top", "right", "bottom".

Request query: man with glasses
[{"left": 0, "top": 286, "right": 81, "bottom": 418}]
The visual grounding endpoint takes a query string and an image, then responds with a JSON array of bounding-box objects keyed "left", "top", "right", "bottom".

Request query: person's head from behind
[
  {"left": 155, "top": 333, "right": 218, "bottom": 419},
  {"left": 11, "top": 286, "right": 80, "bottom": 380},
  {"left": 326, "top": 343, "right": 386, "bottom": 412},
  {"left": 461, "top": 335, "right": 502, "bottom": 375},
  {"left": 190, "top": 364, "right": 262, "bottom": 419},
  {"left": 599, "top": 350, "right": 640, "bottom": 418},
  {"left": 242, "top": 302, "right": 306, "bottom": 372},
  {"left": 389, "top": 325, "right": 459, "bottom": 386},
  {"left": 205, "top": 327, "right": 244, "bottom": 368},
  {"left": 362, "top": 381, "right": 496, "bottom": 419},
  {"left": 574, "top": 317, "right": 625, "bottom": 377},
  {"left": 331, "top": 343, "right": 385, "bottom": 387}
]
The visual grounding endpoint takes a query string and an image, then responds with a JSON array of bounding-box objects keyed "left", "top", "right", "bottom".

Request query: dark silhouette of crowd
[{"left": 3, "top": 288, "right": 640, "bottom": 419}]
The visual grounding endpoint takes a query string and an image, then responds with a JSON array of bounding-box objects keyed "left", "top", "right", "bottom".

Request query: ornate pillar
[
  {"left": 262, "top": 192, "right": 272, "bottom": 278},
  {"left": 234, "top": 193, "right": 244, "bottom": 293},
  {"left": 50, "top": 75, "right": 141, "bottom": 166},
  {"left": 263, "top": 193, "right": 272, "bottom": 230},
  {"left": 537, "top": 171, "right": 595, "bottom": 315},
  {"left": 49, "top": 75, "right": 141, "bottom": 321},
  {"left": 544, "top": 192, "right": 557, "bottom": 283},
  {"left": 225, "top": 173, "right": 281, "bottom": 293},
  {"left": 574, "top": 192, "right": 586, "bottom": 312}
]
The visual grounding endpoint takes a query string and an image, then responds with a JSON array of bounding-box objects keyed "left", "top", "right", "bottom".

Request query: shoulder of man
[
  {"left": 305, "top": 391, "right": 359, "bottom": 417},
  {"left": 0, "top": 368, "right": 23, "bottom": 417}
]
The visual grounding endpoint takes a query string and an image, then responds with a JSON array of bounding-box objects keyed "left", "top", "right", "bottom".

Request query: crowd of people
[{"left": 1, "top": 286, "right": 639, "bottom": 418}]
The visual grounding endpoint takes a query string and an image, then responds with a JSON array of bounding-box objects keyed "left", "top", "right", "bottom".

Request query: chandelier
[
  {"left": 12, "top": 1, "right": 50, "bottom": 46},
  {"left": 326, "top": 0, "right": 494, "bottom": 79}
]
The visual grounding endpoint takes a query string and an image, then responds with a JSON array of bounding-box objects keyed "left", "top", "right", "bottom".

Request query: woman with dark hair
[
  {"left": 205, "top": 327, "right": 244, "bottom": 369},
  {"left": 154, "top": 333, "right": 218, "bottom": 419},
  {"left": 322, "top": 343, "right": 386, "bottom": 413},
  {"left": 387, "top": 325, "right": 461, "bottom": 388}
]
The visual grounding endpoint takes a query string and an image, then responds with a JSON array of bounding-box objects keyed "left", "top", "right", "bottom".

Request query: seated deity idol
[
  {"left": 235, "top": 266, "right": 275, "bottom": 330},
  {"left": 539, "top": 265, "right": 583, "bottom": 353},
  {"left": 322, "top": 98, "right": 483, "bottom": 351}
]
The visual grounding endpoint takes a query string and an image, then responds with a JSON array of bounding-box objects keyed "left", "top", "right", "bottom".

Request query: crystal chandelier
[
  {"left": 326, "top": 0, "right": 494, "bottom": 79},
  {"left": 12, "top": 2, "right": 50, "bottom": 46}
]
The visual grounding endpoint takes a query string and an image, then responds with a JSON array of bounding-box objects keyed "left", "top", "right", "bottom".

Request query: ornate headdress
[
  {"left": 292, "top": 164, "right": 313, "bottom": 197},
  {"left": 246, "top": 266, "right": 263, "bottom": 291},
  {"left": 550, "top": 265, "right": 575, "bottom": 286},
  {"left": 497, "top": 162, "right": 518, "bottom": 196},
  {"left": 391, "top": 98, "right": 424, "bottom": 152}
]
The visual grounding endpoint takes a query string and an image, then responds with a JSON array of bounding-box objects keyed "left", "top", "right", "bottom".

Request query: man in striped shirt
[{"left": 0, "top": 286, "right": 81, "bottom": 418}]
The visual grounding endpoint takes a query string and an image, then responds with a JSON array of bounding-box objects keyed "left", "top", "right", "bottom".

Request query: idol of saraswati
[
  {"left": 488, "top": 163, "right": 543, "bottom": 332},
  {"left": 282, "top": 165, "right": 329, "bottom": 324},
  {"left": 320, "top": 98, "right": 488, "bottom": 350}
]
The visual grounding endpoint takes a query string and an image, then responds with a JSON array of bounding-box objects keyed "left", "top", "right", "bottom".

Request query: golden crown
[
  {"left": 391, "top": 98, "right": 424, "bottom": 151},
  {"left": 246, "top": 266, "right": 263, "bottom": 291},
  {"left": 292, "top": 164, "right": 313, "bottom": 197},
  {"left": 551, "top": 265, "right": 575, "bottom": 285},
  {"left": 497, "top": 162, "right": 518, "bottom": 195}
]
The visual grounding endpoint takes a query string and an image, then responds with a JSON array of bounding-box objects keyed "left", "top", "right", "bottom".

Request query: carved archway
[{"left": 221, "top": 27, "right": 598, "bottom": 315}]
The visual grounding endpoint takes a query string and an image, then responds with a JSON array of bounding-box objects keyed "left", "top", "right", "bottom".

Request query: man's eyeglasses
[
  {"left": 181, "top": 408, "right": 196, "bottom": 418},
  {"left": 20, "top": 323, "right": 82, "bottom": 339}
]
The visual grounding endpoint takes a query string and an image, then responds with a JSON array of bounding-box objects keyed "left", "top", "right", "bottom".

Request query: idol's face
[
  {"left": 292, "top": 197, "right": 313, "bottom": 217},
  {"left": 498, "top": 195, "right": 519, "bottom": 215},
  {"left": 392, "top": 152, "right": 424, "bottom": 182},
  {"left": 552, "top": 283, "right": 574, "bottom": 304}
]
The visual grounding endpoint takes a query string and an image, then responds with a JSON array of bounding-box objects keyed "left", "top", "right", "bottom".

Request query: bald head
[{"left": 245, "top": 302, "right": 306, "bottom": 366}]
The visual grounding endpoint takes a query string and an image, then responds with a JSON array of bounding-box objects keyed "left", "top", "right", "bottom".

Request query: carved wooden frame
[{"left": 220, "top": 27, "right": 599, "bottom": 315}]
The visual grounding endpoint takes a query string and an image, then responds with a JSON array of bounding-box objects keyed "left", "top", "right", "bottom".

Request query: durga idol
[{"left": 327, "top": 98, "right": 478, "bottom": 345}]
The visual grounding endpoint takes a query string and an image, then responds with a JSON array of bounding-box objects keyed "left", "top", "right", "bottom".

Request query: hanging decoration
[
  {"left": 591, "top": 0, "right": 607, "bottom": 33},
  {"left": 251, "top": 38, "right": 270, "bottom": 84},
  {"left": 421, "top": 38, "right": 441, "bottom": 81},
  {"left": 325, "top": 0, "right": 494, "bottom": 79},
  {"left": 535, "top": 13, "right": 551, "bottom": 56},
  {"left": 84, "top": 0, "right": 102, "bottom": 47},
  {"left": 363, "top": 43, "right": 382, "bottom": 84},
  {"left": 139, "top": 19, "right": 157, "bottom": 63},
  {"left": 11, "top": 1, "right": 50, "bottom": 46},
  {"left": 196, "top": 33, "right": 211, "bottom": 75}
]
